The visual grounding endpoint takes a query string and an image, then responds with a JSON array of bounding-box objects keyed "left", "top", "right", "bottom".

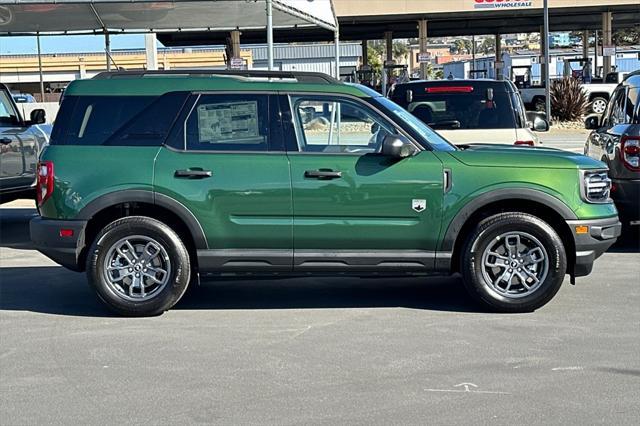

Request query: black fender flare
[
  {"left": 439, "top": 188, "right": 577, "bottom": 253},
  {"left": 77, "top": 189, "right": 208, "bottom": 249}
]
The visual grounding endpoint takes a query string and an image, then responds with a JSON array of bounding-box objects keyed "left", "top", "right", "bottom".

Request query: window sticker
[{"left": 197, "top": 101, "right": 259, "bottom": 143}]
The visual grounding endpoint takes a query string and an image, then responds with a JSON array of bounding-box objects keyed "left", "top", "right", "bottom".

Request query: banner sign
[{"left": 474, "top": 0, "right": 534, "bottom": 9}]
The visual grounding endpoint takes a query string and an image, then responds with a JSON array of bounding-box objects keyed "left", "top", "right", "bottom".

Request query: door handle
[
  {"left": 304, "top": 169, "right": 342, "bottom": 180},
  {"left": 0, "top": 137, "right": 12, "bottom": 145},
  {"left": 174, "top": 168, "right": 212, "bottom": 179}
]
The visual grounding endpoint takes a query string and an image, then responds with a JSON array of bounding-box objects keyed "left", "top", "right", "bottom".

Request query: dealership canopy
[
  {"left": 0, "top": 0, "right": 337, "bottom": 34},
  {"left": 0, "top": 0, "right": 340, "bottom": 75}
]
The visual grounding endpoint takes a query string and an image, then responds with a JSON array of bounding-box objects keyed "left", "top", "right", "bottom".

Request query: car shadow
[
  {"left": 0, "top": 208, "right": 37, "bottom": 249},
  {"left": 609, "top": 236, "right": 640, "bottom": 253},
  {"left": 0, "top": 265, "right": 480, "bottom": 317}
]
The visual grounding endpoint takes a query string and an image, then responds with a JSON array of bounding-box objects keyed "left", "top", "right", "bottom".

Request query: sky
[{"left": 0, "top": 34, "right": 161, "bottom": 54}]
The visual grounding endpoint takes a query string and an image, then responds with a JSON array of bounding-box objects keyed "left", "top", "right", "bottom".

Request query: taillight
[
  {"left": 620, "top": 136, "right": 640, "bottom": 171},
  {"left": 515, "top": 140, "right": 535, "bottom": 146},
  {"left": 36, "top": 161, "right": 54, "bottom": 206}
]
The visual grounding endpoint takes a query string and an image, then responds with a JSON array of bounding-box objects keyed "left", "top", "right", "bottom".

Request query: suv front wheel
[
  {"left": 86, "top": 216, "right": 191, "bottom": 316},
  {"left": 461, "top": 212, "right": 567, "bottom": 313}
]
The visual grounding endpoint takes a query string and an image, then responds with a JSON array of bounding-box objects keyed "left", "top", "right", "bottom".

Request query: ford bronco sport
[{"left": 30, "top": 70, "right": 621, "bottom": 316}]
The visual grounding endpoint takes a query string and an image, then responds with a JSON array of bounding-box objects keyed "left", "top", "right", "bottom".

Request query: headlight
[{"left": 580, "top": 170, "right": 612, "bottom": 203}]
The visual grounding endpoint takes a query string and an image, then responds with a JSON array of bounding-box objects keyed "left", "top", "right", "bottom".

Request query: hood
[{"left": 449, "top": 144, "right": 606, "bottom": 169}]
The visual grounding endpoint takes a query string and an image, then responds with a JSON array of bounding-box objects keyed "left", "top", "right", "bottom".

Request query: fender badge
[{"left": 412, "top": 199, "right": 426, "bottom": 212}]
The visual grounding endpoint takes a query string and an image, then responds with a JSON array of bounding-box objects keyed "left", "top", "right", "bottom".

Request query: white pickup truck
[{"left": 519, "top": 71, "right": 629, "bottom": 113}]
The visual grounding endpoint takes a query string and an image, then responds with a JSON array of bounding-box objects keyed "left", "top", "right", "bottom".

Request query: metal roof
[{"left": 0, "top": 0, "right": 337, "bottom": 35}]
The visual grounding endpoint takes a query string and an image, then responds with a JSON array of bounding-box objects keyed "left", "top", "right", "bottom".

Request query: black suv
[{"left": 584, "top": 71, "right": 640, "bottom": 235}]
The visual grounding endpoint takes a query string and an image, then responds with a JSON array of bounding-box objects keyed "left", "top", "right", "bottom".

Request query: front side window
[
  {"left": 606, "top": 88, "right": 627, "bottom": 126},
  {"left": 185, "top": 94, "right": 270, "bottom": 151},
  {"left": 0, "top": 90, "right": 19, "bottom": 126},
  {"left": 290, "top": 96, "right": 395, "bottom": 154},
  {"left": 372, "top": 96, "right": 456, "bottom": 151}
]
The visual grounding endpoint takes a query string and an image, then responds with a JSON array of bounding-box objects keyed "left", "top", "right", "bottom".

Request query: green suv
[{"left": 30, "top": 70, "right": 621, "bottom": 316}]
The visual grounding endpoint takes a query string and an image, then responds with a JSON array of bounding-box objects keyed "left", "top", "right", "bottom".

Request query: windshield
[{"left": 372, "top": 96, "right": 457, "bottom": 151}]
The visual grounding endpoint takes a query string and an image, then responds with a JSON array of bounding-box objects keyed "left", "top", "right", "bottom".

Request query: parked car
[
  {"left": 30, "top": 70, "right": 620, "bottom": 316},
  {"left": 584, "top": 70, "right": 640, "bottom": 234},
  {"left": 389, "top": 79, "right": 548, "bottom": 146},
  {"left": 12, "top": 92, "right": 37, "bottom": 103},
  {"left": 0, "top": 83, "right": 48, "bottom": 203},
  {"left": 520, "top": 72, "right": 631, "bottom": 114}
]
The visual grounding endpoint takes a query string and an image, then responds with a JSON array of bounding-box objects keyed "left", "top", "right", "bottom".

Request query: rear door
[
  {"left": 154, "top": 92, "right": 293, "bottom": 271},
  {"left": 282, "top": 93, "right": 444, "bottom": 272}
]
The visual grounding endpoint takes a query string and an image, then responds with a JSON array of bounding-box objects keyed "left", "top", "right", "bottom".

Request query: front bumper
[
  {"left": 30, "top": 217, "right": 88, "bottom": 272},
  {"left": 566, "top": 216, "right": 621, "bottom": 278}
]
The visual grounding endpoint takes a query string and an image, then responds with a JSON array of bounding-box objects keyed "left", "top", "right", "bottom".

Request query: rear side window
[
  {"left": 51, "top": 93, "right": 190, "bottom": 146},
  {"left": 64, "top": 96, "right": 154, "bottom": 145}
]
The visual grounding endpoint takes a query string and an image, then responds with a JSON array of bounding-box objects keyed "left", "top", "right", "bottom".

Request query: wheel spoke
[
  {"left": 505, "top": 234, "right": 521, "bottom": 258},
  {"left": 140, "top": 241, "right": 162, "bottom": 265},
  {"left": 107, "top": 265, "right": 132, "bottom": 281},
  {"left": 521, "top": 268, "right": 540, "bottom": 286},
  {"left": 485, "top": 251, "right": 509, "bottom": 269},
  {"left": 142, "top": 266, "right": 168, "bottom": 284},
  {"left": 514, "top": 271, "right": 531, "bottom": 290},
  {"left": 523, "top": 247, "right": 545, "bottom": 266},
  {"left": 116, "top": 240, "right": 138, "bottom": 265}
]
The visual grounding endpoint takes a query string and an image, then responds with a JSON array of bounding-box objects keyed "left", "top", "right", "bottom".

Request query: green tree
[
  {"left": 478, "top": 36, "right": 495, "bottom": 54},
  {"left": 613, "top": 27, "right": 640, "bottom": 46},
  {"left": 392, "top": 40, "right": 409, "bottom": 63}
]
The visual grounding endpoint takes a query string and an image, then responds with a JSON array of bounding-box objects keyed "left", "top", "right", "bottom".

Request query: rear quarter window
[{"left": 50, "top": 93, "right": 189, "bottom": 146}]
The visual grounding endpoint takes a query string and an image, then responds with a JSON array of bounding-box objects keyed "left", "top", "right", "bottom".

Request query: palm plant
[{"left": 550, "top": 77, "right": 589, "bottom": 121}]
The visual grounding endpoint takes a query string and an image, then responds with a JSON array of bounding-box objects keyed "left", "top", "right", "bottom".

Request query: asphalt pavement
[{"left": 1, "top": 132, "right": 638, "bottom": 425}]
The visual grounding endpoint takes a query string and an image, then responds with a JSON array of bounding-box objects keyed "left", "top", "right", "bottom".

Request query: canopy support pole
[
  {"left": 334, "top": 25, "right": 340, "bottom": 79},
  {"left": 543, "top": 0, "right": 551, "bottom": 121},
  {"left": 105, "top": 31, "right": 111, "bottom": 71},
  {"left": 266, "top": 0, "right": 274, "bottom": 71},
  {"left": 418, "top": 19, "right": 428, "bottom": 80},
  {"left": 36, "top": 32, "right": 45, "bottom": 103}
]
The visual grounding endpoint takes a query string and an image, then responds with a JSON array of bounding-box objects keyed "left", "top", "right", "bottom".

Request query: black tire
[
  {"left": 86, "top": 216, "right": 191, "bottom": 316},
  {"left": 461, "top": 212, "right": 566, "bottom": 313}
]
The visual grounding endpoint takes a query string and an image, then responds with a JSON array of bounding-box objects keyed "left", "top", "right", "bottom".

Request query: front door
[
  {"left": 154, "top": 93, "right": 292, "bottom": 271},
  {"left": 0, "top": 89, "right": 37, "bottom": 192},
  {"left": 282, "top": 94, "right": 444, "bottom": 272}
]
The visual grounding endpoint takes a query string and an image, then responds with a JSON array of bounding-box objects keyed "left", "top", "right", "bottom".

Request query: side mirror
[
  {"left": 526, "top": 111, "right": 549, "bottom": 132},
  {"left": 532, "top": 116, "right": 549, "bottom": 132},
  {"left": 381, "top": 134, "right": 417, "bottom": 158},
  {"left": 584, "top": 114, "right": 600, "bottom": 130},
  {"left": 28, "top": 109, "right": 46, "bottom": 125}
]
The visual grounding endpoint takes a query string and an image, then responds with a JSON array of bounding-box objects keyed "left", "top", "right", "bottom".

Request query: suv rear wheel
[
  {"left": 86, "top": 216, "right": 191, "bottom": 316},
  {"left": 461, "top": 212, "right": 566, "bottom": 313}
]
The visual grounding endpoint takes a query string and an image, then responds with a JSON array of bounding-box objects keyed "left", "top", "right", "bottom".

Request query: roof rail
[{"left": 92, "top": 69, "right": 339, "bottom": 84}]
